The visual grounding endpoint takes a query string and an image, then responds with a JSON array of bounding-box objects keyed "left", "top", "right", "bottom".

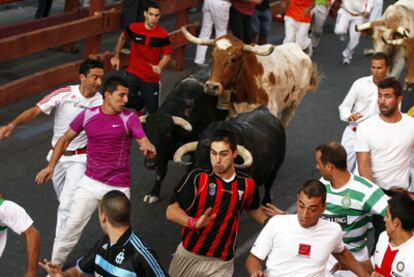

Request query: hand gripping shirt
[{"left": 70, "top": 107, "right": 146, "bottom": 187}]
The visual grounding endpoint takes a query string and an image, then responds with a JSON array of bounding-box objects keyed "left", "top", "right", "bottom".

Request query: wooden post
[
  {"left": 84, "top": 0, "right": 104, "bottom": 57},
  {"left": 172, "top": 9, "right": 189, "bottom": 71}
]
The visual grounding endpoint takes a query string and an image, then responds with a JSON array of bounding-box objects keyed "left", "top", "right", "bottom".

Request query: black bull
[
  {"left": 175, "top": 107, "right": 286, "bottom": 204},
  {"left": 141, "top": 75, "right": 228, "bottom": 203}
]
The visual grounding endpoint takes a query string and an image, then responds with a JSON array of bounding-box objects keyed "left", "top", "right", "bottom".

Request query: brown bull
[
  {"left": 356, "top": 0, "right": 414, "bottom": 77},
  {"left": 181, "top": 26, "right": 320, "bottom": 128}
]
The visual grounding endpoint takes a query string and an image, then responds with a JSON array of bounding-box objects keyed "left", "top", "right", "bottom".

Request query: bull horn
[
  {"left": 396, "top": 26, "right": 409, "bottom": 37},
  {"left": 382, "top": 36, "right": 404, "bottom": 46},
  {"left": 181, "top": 25, "right": 214, "bottom": 46},
  {"left": 243, "top": 44, "right": 275, "bottom": 56},
  {"left": 139, "top": 115, "right": 148, "bottom": 124},
  {"left": 355, "top": 22, "right": 372, "bottom": 32},
  {"left": 172, "top": 116, "right": 192, "bottom": 131},
  {"left": 174, "top": 142, "right": 198, "bottom": 166},
  {"left": 235, "top": 145, "right": 253, "bottom": 169}
]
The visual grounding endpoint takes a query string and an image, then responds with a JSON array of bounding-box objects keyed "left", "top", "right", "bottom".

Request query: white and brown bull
[
  {"left": 181, "top": 26, "right": 320, "bottom": 128},
  {"left": 356, "top": 0, "right": 414, "bottom": 77}
]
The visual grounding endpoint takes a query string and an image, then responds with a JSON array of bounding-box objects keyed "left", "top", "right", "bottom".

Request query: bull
[
  {"left": 381, "top": 36, "right": 414, "bottom": 114},
  {"left": 356, "top": 0, "right": 414, "bottom": 77},
  {"left": 174, "top": 107, "right": 286, "bottom": 204},
  {"left": 181, "top": 26, "right": 320, "bottom": 128},
  {"left": 141, "top": 75, "right": 228, "bottom": 203}
]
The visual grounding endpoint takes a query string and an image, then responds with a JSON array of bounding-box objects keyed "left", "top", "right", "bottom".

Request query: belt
[{"left": 52, "top": 147, "right": 87, "bottom": 156}]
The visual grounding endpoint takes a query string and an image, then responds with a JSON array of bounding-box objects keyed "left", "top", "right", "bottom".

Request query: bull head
[
  {"left": 181, "top": 26, "right": 275, "bottom": 96},
  {"left": 173, "top": 141, "right": 253, "bottom": 169},
  {"left": 140, "top": 115, "right": 192, "bottom": 131},
  {"left": 382, "top": 34, "right": 414, "bottom": 88}
]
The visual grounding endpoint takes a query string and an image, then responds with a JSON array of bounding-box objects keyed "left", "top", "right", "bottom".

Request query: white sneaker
[{"left": 342, "top": 57, "right": 351, "bottom": 65}]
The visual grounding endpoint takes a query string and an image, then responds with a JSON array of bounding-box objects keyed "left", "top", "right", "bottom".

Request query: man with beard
[
  {"left": 338, "top": 52, "right": 389, "bottom": 172},
  {"left": 356, "top": 77, "right": 414, "bottom": 193}
]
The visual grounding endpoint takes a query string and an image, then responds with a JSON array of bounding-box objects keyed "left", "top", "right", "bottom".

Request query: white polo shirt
[
  {"left": 372, "top": 231, "right": 414, "bottom": 277},
  {"left": 250, "top": 214, "right": 344, "bottom": 277},
  {"left": 0, "top": 199, "right": 33, "bottom": 257},
  {"left": 37, "top": 85, "right": 102, "bottom": 151}
]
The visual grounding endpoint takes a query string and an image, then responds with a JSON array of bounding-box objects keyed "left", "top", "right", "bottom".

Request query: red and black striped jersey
[{"left": 170, "top": 169, "right": 260, "bottom": 261}]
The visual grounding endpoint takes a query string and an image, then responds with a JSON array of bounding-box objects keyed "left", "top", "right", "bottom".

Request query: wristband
[{"left": 187, "top": 217, "right": 198, "bottom": 229}]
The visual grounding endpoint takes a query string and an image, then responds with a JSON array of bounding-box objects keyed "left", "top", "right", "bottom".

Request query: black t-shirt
[{"left": 77, "top": 228, "right": 167, "bottom": 276}]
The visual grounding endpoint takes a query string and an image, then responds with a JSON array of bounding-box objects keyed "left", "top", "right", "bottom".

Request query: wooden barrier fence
[{"left": 0, "top": 0, "right": 202, "bottom": 107}]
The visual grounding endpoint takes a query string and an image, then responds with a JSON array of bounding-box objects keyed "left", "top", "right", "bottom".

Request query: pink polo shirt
[{"left": 70, "top": 106, "right": 145, "bottom": 187}]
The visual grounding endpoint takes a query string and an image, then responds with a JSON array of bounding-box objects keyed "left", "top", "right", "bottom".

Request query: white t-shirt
[
  {"left": 372, "top": 231, "right": 414, "bottom": 277},
  {"left": 250, "top": 214, "right": 344, "bottom": 277},
  {"left": 0, "top": 199, "right": 33, "bottom": 257},
  {"left": 355, "top": 114, "right": 414, "bottom": 190},
  {"left": 338, "top": 76, "right": 379, "bottom": 127},
  {"left": 37, "top": 85, "right": 103, "bottom": 151},
  {"left": 342, "top": 0, "right": 373, "bottom": 14}
]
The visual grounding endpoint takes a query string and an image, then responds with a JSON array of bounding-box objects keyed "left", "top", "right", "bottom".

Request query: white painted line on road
[{"left": 234, "top": 202, "right": 297, "bottom": 259}]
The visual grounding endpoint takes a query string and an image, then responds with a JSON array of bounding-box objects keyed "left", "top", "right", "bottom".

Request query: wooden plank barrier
[{"left": 0, "top": 0, "right": 202, "bottom": 107}]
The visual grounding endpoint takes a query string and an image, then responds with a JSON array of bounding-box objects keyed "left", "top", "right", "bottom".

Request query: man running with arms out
[
  {"left": 0, "top": 59, "right": 103, "bottom": 261},
  {"left": 245, "top": 180, "right": 369, "bottom": 277},
  {"left": 40, "top": 190, "right": 166, "bottom": 276},
  {"left": 36, "top": 76, "right": 156, "bottom": 267},
  {"left": 166, "top": 129, "right": 274, "bottom": 277}
]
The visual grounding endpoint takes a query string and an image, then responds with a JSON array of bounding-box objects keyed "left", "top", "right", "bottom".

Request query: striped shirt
[
  {"left": 320, "top": 174, "right": 387, "bottom": 252},
  {"left": 77, "top": 228, "right": 166, "bottom": 276},
  {"left": 171, "top": 169, "right": 260, "bottom": 261}
]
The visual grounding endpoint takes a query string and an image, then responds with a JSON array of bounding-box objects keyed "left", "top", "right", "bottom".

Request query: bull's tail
[{"left": 309, "top": 63, "right": 321, "bottom": 92}]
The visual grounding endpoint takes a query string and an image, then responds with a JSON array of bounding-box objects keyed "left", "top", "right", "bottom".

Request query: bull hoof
[{"left": 143, "top": 194, "right": 160, "bottom": 204}]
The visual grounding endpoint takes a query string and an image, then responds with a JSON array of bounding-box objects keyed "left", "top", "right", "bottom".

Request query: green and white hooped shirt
[
  {"left": 320, "top": 175, "right": 388, "bottom": 252},
  {"left": 0, "top": 198, "right": 7, "bottom": 232}
]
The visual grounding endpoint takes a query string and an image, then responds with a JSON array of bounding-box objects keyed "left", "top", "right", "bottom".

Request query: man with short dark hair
[
  {"left": 245, "top": 180, "right": 369, "bottom": 277},
  {"left": 0, "top": 59, "right": 104, "bottom": 266},
  {"left": 36, "top": 76, "right": 156, "bottom": 267},
  {"left": 0, "top": 193, "right": 40, "bottom": 277},
  {"left": 166, "top": 129, "right": 271, "bottom": 277},
  {"left": 39, "top": 190, "right": 167, "bottom": 276},
  {"left": 111, "top": 1, "right": 172, "bottom": 114},
  {"left": 371, "top": 191, "right": 414, "bottom": 276},
  {"left": 338, "top": 52, "right": 389, "bottom": 172},
  {"left": 315, "top": 142, "right": 387, "bottom": 277},
  {"left": 356, "top": 77, "right": 414, "bottom": 192}
]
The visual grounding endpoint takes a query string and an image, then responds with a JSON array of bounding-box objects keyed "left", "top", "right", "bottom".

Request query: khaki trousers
[{"left": 168, "top": 243, "right": 234, "bottom": 277}]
